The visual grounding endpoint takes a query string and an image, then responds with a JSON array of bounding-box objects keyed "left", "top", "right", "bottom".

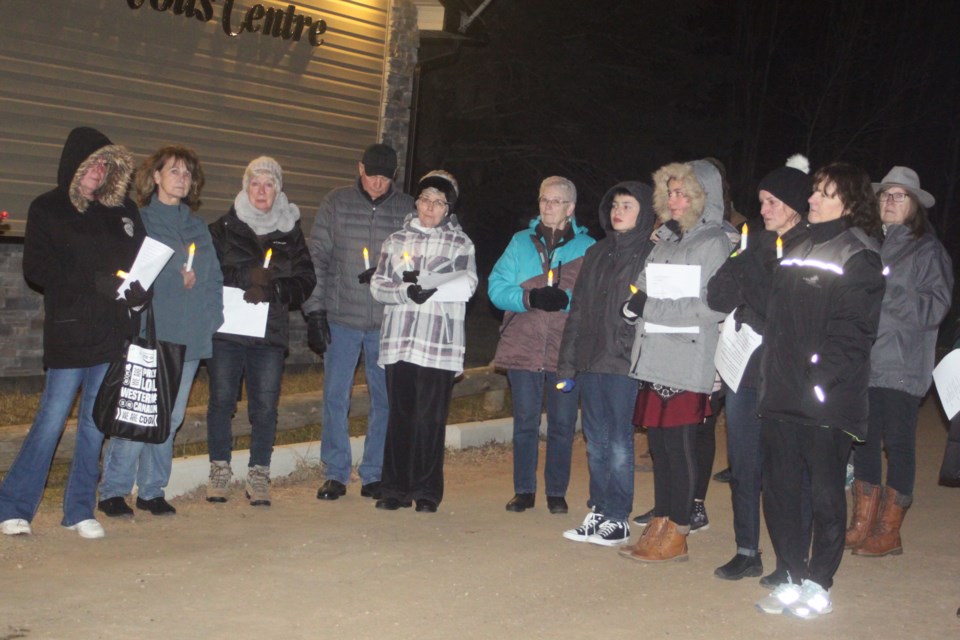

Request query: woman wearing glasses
[
  {"left": 844, "top": 167, "right": 952, "bottom": 557},
  {"left": 370, "top": 171, "right": 477, "bottom": 512},
  {"left": 488, "top": 177, "right": 594, "bottom": 516}
]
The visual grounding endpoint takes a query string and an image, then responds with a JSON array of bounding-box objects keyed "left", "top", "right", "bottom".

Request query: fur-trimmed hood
[
  {"left": 57, "top": 126, "right": 134, "bottom": 213},
  {"left": 652, "top": 159, "right": 724, "bottom": 234}
]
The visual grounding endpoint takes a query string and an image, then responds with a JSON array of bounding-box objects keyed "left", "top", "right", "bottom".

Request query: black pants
[
  {"left": 761, "top": 419, "right": 851, "bottom": 589},
  {"left": 855, "top": 387, "right": 921, "bottom": 496},
  {"left": 694, "top": 392, "right": 723, "bottom": 501},
  {"left": 649, "top": 424, "right": 697, "bottom": 526},
  {"left": 382, "top": 361, "right": 455, "bottom": 505}
]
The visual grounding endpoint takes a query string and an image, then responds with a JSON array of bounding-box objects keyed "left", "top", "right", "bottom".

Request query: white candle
[
  {"left": 547, "top": 269, "right": 554, "bottom": 287},
  {"left": 403, "top": 251, "right": 412, "bottom": 271},
  {"left": 363, "top": 247, "right": 370, "bottom": 270},
  {"left": 263, "top": 248, "right": 272, "bottom": 269},
  {"left": 776, "top": 235, "right": 783, "bottom": 260},
  {"left": 740, "top": 223, "right": 748, "bottom": 252},
  {"left": 185, "top": 243, "right": 196, "bottom": 272}
]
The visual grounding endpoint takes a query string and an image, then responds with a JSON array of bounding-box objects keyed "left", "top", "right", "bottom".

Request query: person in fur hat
[
  {"left": 369, "top": 170, "right": 477, "bottom": 512},
  {"left": 0, "top": 126, "right": 148, "bottom": 539},
  {"left": 618, "top": 159, "right": 734, "bottom": 561},
  {"left": 205, "top": 156, "right": 316, "bottom": 507}
]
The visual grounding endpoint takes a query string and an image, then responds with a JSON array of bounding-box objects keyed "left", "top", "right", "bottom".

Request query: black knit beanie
[
  {"left": 758, "top": 154, "right": 810, "bottom": 215},
  {"left": 416, "top": 171, "right": 458, "bottom": 211}
]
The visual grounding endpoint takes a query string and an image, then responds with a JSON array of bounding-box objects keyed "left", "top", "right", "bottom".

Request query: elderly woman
[
  {"left": 97, "top": 146, "right": 223, "bottom": 518},
  {"left": 618, "top": 160, "right": 732, "bottom": 558},
  {"left": 756, "top": 163, "right": 885, "bottom": 619},
  {"left": 844, "top": 167, "right": 952, "bottom": 557},
  {"left": 0, "top": 127, "right": 147, "bottom": 539},
  {"left": 370, "top": 171, "right": 477, "bottom": 512},
  {"left": 205, "top": 157, "right": 315, "bottom": 506}
]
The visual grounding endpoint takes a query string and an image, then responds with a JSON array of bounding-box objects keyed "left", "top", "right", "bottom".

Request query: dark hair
[
  {"left": 134, "top": 145, "right": 205, "bottom": 210},
  {"left": 611, "top": 186, "right": 634, "bottom": 198},
  {"left": 878, "top": 188, "right": 929, "bottom": 239},
  {"left": 811, "top": 162, "right": 880, "bottom": 236}
]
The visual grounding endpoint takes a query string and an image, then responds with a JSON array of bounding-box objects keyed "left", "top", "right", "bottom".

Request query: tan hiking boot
[
  {"left": 246, "top": 465, "right": 271, "bottom": 507},
  {"left": 206, "top": 461, "right": 233, "bottom": 503}
]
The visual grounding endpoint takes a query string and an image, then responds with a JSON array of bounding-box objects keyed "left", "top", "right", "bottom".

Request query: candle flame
[
  {"left": 116, "top": 270, "right": 128, "bottom": 278},
  {"left": 188, "top": 243, "right": 196, "bottom": 256},
  {"left": 630, "top": 284, "right": 638, "bottom": 294}
]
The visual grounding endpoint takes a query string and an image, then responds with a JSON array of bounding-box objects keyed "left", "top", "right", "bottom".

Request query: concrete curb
[{"left": 164, "top": 413, "right": 581, "bottom": 499}]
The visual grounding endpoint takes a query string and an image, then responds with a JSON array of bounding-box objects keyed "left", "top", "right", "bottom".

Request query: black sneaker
[
  {"left": 98, "top": 497, "right": 133, "bottom": 518},
  {"left": 586, "top": 519, "right": 630, "bottom": 547},
  {"left": 714, "top": 553, "right": 763, "bottom": 580},
  {"left": 690, "top": 501, "right": 709, "bottom": 533},
  {"left": 632, "top": 508, "right": 654, "bottom": 527}
]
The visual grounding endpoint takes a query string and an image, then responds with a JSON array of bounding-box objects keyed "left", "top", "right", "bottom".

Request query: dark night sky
[{"left": 413, "top": 0, "right": 960, "bottom": 276}]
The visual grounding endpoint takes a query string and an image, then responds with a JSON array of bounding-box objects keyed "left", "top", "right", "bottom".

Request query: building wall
[{"left": 0, "top": 0, "right": 419, "bottom": 381}]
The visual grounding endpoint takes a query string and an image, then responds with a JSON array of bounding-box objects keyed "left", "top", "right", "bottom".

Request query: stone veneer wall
[{"left": 0, "top": 0, "right": 419, "bottom": 385}]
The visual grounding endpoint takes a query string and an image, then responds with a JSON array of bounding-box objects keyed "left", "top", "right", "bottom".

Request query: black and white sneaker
[
  {"left": 690, "top": 501, "right": 709, "bottom": 533},
  {"left": 563, "top": 510, "right": 604, "bottom": 542},
  {"left": 586, "top": 519, "right": 630, "bottom": 546}
]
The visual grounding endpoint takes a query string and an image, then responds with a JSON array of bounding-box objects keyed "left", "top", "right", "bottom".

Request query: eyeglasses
[
  {"left": 667, "top": 190, "right": 688, "bottom": 200},
  {"left": 538, "top": 197, "right": 570, "bottom": 208},
  {"left": 878, "top": 192, "right": 909, "bottom": 203},
  {"left": 417, "top": 196, "right": 448, "bottom": 209}
]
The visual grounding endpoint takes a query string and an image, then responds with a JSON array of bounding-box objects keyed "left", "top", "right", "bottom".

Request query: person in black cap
[{"left": 303, "top": 143, "right": 414, "bottom": 502}]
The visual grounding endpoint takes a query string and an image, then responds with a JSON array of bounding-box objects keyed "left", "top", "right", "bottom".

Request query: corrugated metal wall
[{"left": 0, "top": 0, "right": 394, "bottom": 234}]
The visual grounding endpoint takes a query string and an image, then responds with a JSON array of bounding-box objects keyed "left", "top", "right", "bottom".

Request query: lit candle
[
  {"left": 547, "top": 269, "right": 554, "bottom": 287},
  {"left": 263, "top": 248, "right": 272, "bottom": 269},
  {"left": 740, "top": 223, "right": 748, "bottom": 252},
  {"left": 185, "top": 243, "right": 196, "bottom": 272},
  {"left": 403, "top": 251, "right": 412, "bottom": 271},
  {"left": 776, "top": 235, "right": 783, "bottom": 260},
  {"left": 630, "top": 284, "right": 638, "bottom": 294},
  {"left": 363, "top": 247, "right": 370, "bottom": 270},
  {"left": 116, "top": 270, "right": 129, "bottom": 279}
]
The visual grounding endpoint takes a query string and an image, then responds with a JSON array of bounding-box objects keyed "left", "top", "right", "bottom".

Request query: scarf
[{"left": 233, "top": 189, "right": 299, "bottom": 235}]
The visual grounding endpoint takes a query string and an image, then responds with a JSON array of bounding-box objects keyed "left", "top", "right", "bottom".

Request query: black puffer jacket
[
  {"left": 758, "top": 218, "right": 885, "bottom": 439},
  {"left": 557, "top": 181, "right": 656, "bottom": 379},
  {"left": 209, "top": 208, "right": 316, "bottom": 349},
  {"left": 23, "top": 126, "right": 145, "bottom": 368}
]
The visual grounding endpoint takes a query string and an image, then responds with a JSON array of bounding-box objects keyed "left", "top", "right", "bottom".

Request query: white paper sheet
[
  {"left": 116, "top": 236, "right": 176, "bottom": 298},
  {"left": 217, "top": 287, "right": 269, "bottom": 338},
  {"left": 644, "top": 263, "right": 701, "bottom": 334},
  {"left": 715, "top": 312, "right": 763, "bottom": 393},
  {"left": 933, "top": 349, "right": 960, "bottom": 420},
  {"left": 417, "top": 270, "right": 473, "bottom": 302}
]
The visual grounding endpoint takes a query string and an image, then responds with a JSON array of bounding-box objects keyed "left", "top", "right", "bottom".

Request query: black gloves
[
  {"left": 247, "top": 266, "right": 271, "bottom": 288},
  {"left": 407, "top": 284, "right": 437, "bottom": 304},
  {"left": 528, "top": 286, "right": 569, "bottom": 312},
  {"left": 358, "top": 267, "right": 376, "bottom": 284},
  {"left": 625, "top": 289, "right": 648, "bottom": 317},
  {"left": 664, "top": 219, "right": 683, "bottom": 239},
  {"left": 122, "top": 281, "right": 153, "bottom": 308},
  {"left": 243, "top": 286, "right": 270, "bottom": 304},
  {"left": 402, "top": 270, "right": 420, "bottom": 283},
  {"left": 307, "top": 311, "right": 332, "bottom": 355}
]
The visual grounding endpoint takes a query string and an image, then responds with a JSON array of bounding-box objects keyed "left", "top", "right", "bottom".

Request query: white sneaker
[
  {"left": 64, "top": 519, "right": 105, "bottom": 539},
  {"left": 563, "top": 510, "right": 604, "bottom": 542},
  {"left": 756, "top": 582, "right": 803, "bottom": 614},
  {"left": 1, "top": 518, "right": 31, "bottom": 536},
  {"left": 586, "top": 519, "right": 630, "bottom": 546},
  {"left": 786, "top": 579, "right": 833, "bottom": 619}
]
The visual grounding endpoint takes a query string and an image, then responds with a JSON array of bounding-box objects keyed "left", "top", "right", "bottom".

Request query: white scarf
[{"left": 233, "top": 190, "right": 299, "bottom": 235}]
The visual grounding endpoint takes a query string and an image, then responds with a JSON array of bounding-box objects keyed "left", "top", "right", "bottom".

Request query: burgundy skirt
[{"left": 633, "top": 386, "right": 710, "bottom": 428}]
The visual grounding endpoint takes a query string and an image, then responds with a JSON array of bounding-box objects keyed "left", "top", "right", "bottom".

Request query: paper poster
[
  {"left": 116, "top": 236, "right": 175, "bottom": 298},
  {"left": 715, "top": 312, "right": 763, "bottom": 393},
  {"left": 217, "top": 287, "right": 269, "bottom": 338},
  {"left": 644, "top": 263, "right": 700, "bottom": 334},
  {"left": 933, "top": 349, "right": 960, "bottom": 420}
]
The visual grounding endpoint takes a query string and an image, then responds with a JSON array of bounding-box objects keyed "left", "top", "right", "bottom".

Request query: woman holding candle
[
  {"left": 705, "top": 155, "right": 811, "bottom": 582},
  {"left": 205, "top": 157, "right": 315, "bottom": 506},
  {"left": 369, "top": 170, "right": 477, "bottom": 512},
  {"left": 755, "top": 163, "right": 885, "bottom": 618},
  {"left": 96, "top": 146, "right": 223, "bottom": 518},
  {"left": 618, "top": 159, "right": 732, "bottom": 560},
  {"left": 844, "top": 167, "right": 952, "bottom": 557}
]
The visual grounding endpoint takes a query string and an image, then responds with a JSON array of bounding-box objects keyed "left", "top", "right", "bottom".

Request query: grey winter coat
[
  {"left": 626, "top": 160, "right": 733, "bottom": 393},
  {"left": 303, "top": 179, "right": 414, "bottom": 330},
  {"left": 869, "top": 223, "right": 953, "bottom": 396}
]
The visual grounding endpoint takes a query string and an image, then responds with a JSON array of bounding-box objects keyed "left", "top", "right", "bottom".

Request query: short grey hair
[{"left": 539, "top": 176, "right": 577, "bottom": 204}]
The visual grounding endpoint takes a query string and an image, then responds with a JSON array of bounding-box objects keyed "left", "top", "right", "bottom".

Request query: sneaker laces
[
  {"left": 596, "top": 520, "right": 625, "bottom": 537},
  {"left": 248, "top": 467, "right": 270, "bottom": 493},
  {"left": 210, "top": 463, "right": 232, "bottom": 489}
]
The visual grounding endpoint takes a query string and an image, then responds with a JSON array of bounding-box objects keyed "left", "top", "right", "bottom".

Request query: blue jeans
[
  {"left": 0, "top": 364, "right": 108, "bottom": 526},
  {"left": 506, "top": 369, "right": 579, "bottom": 497},
  {"left": 579, "top": 372, "right": 636, "bottom": 522},
  {"left": 320, "top": 321, "right": 388, "bottom": 485},
  {"left": 725, "top": 386, "right": 762, "bottom": 554},
  {"left": 99, "top": 359, "right": 200, "bottom": 500},
  {"left": 206, "top": 340, "right": 285, "bottom": 467}
]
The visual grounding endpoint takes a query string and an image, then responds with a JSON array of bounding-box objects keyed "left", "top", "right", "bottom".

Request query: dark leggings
[{"left": 649, "top": 424, "right": 698, "bottom": 526}]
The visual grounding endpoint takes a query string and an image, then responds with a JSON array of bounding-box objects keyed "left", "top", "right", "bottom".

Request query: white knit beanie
[{"left": 243, "top": 156, "right": 283, "bottom": 192}]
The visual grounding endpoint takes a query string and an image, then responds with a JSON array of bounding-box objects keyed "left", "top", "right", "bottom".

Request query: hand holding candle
[
  {"left": 263, "top": 248, "right": 273, "bottom": 269},
  {"left": 185, "top": 242, "right": 196, "bottom": 272}
]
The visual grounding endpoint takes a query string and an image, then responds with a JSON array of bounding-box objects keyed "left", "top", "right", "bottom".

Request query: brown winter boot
[
  {"left": 627, "top": 519, "right": 689, "bottom": 563},
  {"left": 854, "top": 486, "right": 911, "bottom": 557},
  {"left": 619, "top": 516, "right": 667, "bottom": 561},
  {"left": 845, "top": 479, "right": 881, "bottom": 550}
]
